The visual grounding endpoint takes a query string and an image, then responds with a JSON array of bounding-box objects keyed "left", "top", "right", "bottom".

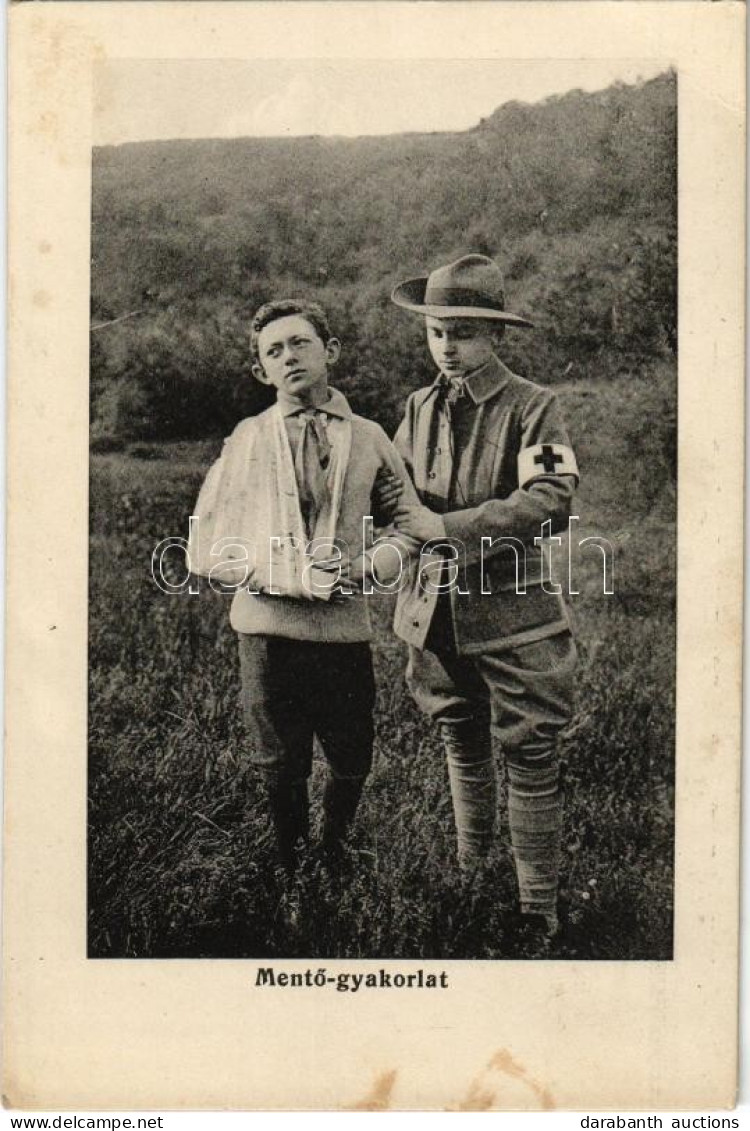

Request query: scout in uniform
[
  {"left": 385, "top": 254, "right": 579, "bottom": 936},
  {"left": 188, "top": 299, "right": 418, "bottom": 875}
]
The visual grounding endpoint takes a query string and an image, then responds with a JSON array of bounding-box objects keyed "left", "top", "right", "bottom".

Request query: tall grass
[{"left": 88, "top": 372, "right": 675, "bottom": 959}]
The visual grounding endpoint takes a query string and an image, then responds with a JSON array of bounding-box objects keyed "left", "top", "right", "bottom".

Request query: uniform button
[
  {"left": 428, "top": 471, "right": 437, "bottom": 480},
  {"left": 412, "top": 619, "right": 420, "bottom": 628},
  {"left": 422, "top": 596, "right": 429, "bottom": 603}
]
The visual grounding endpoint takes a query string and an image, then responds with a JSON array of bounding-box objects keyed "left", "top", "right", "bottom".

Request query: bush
[
  {"left": 127, "top": 442, "right": 169, "bottom": 460},
  {"left": 90, "top": 434, "right": 125, "bottom": 454},
  {"left": 90, "top": 73, "right": 677, "bottom": 439}
]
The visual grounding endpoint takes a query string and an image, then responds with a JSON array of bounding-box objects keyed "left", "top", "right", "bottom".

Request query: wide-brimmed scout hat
[{"left": 391, "top": 253, "right": 533, "bottom": 327}]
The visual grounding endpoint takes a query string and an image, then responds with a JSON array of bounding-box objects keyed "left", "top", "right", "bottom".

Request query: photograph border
[{"left": 5, "top": 1, "right": 744, "bottom": 1110}]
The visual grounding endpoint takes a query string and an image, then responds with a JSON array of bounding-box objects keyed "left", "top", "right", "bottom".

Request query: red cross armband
[{"left": 518, "top": 443, "right": 579, "bottom": 488}]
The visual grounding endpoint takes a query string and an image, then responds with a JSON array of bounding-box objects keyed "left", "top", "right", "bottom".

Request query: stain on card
[
  {"left": 345, "top": 1068, "right": 397, "bottom": 1111},
  {"left": 450, "top": 1048, "right": 556, "bottom": 1111}
]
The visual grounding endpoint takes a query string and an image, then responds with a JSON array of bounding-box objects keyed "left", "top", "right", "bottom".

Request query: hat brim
[{"left": 391, "top": 277, "right": 534, "bottom": 328}]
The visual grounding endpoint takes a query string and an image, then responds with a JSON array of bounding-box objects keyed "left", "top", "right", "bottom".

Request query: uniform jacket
[{"left": 393, "top": 354, "right": 578, "bottom": 655}]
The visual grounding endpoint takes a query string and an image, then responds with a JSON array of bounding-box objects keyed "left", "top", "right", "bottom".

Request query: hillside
[{"left": 90, "top": 71, "right": 676, "bottom": 440}]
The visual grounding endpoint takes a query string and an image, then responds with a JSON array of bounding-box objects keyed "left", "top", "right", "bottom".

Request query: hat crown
[
  {"left": 389, "top": 252, "right": 532, "bottom": 327},
  {"left": 425, "top": 254, "right": 506, "bottom": 311}
]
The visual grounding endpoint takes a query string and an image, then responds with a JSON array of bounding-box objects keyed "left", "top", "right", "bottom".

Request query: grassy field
[{"left": 88, "top": 367, "right": 676, "bottom": 960}]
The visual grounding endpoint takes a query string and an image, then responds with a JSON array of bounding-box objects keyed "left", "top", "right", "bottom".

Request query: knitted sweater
[{"left": 190, "top": 391, "right": 419, "bottom": 643}]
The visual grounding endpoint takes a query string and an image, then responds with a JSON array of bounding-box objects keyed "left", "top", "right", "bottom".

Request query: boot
[
  {"left": 506, "top": 749, "right": 562, "bottom": 934},
  {"left": 261, "top": 773, "right": 310, "bottom": 874},
  {"left": 321, "top": 775, "right": 366, "bottom": 858},
  {"left": 440, "top": 719, "right": 497, "bottom": 874}
]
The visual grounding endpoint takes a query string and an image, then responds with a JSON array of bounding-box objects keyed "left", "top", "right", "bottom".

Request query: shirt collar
[
  {"left": 428, "top": 353, "right": 512, "bottom": 406},
  {"left": 277, "top": 386, "right": 352, "bottom": 420}
]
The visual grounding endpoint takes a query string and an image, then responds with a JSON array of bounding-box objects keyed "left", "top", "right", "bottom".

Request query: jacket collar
[
  {"left": 428, "top": 353, "right": 512, "bottom": 406},
  {"left": 277, "top": 386, "right": 352, "bottom": 420}
]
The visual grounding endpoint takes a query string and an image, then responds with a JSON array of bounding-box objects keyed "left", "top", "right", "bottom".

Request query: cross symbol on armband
[{"left": 534, "top": 445, "right": 565, "bottom": 474}]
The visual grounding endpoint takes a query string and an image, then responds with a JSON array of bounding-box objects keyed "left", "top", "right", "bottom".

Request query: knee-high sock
[
  {"left": 506, "top": 748, "right": 562, "bottom": 928},
  {"left": 441, "top": 720, "right": 497, "bottom": 870},
  {"left": 261, "top": 773, "right": 310, "bottom": 872},
  {"left": 321, "top": 775, "right": 366, "bottom": 850}
]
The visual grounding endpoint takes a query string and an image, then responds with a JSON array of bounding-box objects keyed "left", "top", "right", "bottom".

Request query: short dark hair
[{"left": 250, "top": 299, "right": 332, "bottom": 362}]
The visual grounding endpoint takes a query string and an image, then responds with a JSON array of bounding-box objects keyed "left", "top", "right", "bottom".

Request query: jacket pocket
[{"left": 507, "top": 631, "right": 578, "bottom": 674}]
